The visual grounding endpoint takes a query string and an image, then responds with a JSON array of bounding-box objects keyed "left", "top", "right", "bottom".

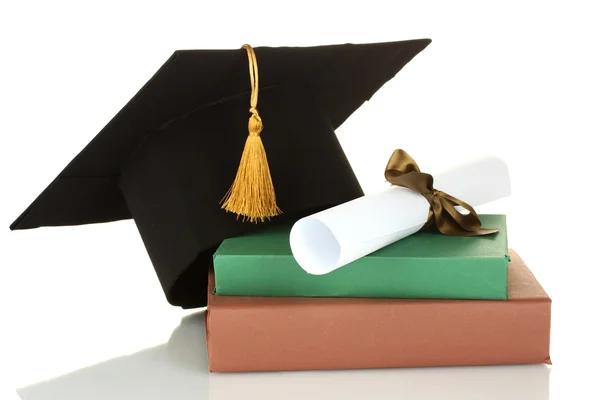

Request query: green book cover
[{"left": 213, "top": 214, "right": 509, "bottom": 300}]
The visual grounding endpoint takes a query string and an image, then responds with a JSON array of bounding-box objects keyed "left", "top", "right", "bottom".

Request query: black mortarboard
[{"left": 10, "top": 39, "right": 431, "bottom": 308}]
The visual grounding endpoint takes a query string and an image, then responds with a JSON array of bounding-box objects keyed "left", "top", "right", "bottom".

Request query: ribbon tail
[
  {"left": 458, "top": 227, "right": 499, "bottom": 236},
  {"left": 436, "top": 193, "right": 498, "bottom": 236}
]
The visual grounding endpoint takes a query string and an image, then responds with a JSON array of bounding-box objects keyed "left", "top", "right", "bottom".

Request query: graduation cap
[{"left": 10, "top": 39, "right": 432, "bottom": 308}]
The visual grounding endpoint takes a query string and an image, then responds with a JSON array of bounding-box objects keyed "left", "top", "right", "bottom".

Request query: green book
[{"left": 213, "top": 214, "right": 510, "bottom": 300}]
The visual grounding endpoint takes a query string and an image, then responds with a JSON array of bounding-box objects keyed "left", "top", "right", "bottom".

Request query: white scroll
[{"left": 290, "top": 155, "right": 511, "bottom": 275}]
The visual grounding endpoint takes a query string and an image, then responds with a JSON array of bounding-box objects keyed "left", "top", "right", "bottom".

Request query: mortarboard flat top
[{"left": 11, "top": 39, "right": 432, "bottom": 308}]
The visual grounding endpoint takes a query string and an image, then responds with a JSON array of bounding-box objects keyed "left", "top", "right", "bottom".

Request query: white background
[{"left": 1, "top": 1, "right": 599, "bottom": 399}]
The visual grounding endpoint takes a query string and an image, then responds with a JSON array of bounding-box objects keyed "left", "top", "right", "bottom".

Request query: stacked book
[{"left": 206, "top": 215, "right": 551, "bottom": 372}]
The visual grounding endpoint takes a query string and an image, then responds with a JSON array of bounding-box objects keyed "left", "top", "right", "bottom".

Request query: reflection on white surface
[
  {"left": 18, "top": 312, "right": 209, "bottom": 400},
  {"left": 18, "top": 311, "right": 550, "bottom": 400},
  {"left": 211, "top": 364, "right": 550, "bottom": 400}
]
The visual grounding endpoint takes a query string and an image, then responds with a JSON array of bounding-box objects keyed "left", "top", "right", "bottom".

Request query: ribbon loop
[{"left": 385, "top": 150, "right": 498, "bottom": 237}]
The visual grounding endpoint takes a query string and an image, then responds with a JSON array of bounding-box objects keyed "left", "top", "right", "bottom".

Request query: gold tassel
[{"left": 221, "top": 44, "right": 282, "bottom": 223}]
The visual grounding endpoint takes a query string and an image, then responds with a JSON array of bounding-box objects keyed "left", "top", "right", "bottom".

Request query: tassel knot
[{"left": 248, "top": 112, "right": 263, "bottom": 136}]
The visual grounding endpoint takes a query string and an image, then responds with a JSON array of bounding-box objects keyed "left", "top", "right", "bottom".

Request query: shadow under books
[{"left": 18, "top": 311, "right": 551, "bottom": 400}]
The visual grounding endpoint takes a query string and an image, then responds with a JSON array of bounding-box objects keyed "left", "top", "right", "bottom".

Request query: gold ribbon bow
[{"left": 385, "top": 149, "right": 498, "bottom": 236}]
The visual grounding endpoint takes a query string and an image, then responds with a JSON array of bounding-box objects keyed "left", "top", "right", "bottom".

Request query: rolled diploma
[{"left": 290, "top": 155, "right": 511, "bottom": 275}]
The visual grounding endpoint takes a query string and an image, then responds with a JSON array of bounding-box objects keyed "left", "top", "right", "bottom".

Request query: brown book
[{"left": 206, "top": 250, "right": 551, "bottom": 372}]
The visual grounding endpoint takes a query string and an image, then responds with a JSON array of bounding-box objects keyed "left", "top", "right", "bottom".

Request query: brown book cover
[{"left": 206, "top": 250, "right": 551, "bottom": 372}]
